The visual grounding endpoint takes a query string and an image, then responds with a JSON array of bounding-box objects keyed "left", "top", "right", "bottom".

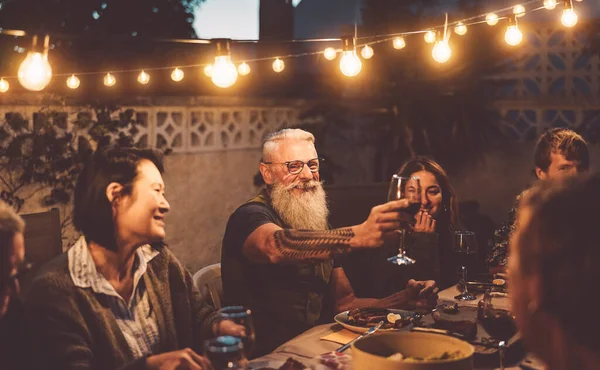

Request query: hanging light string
[{"left": 0, "top": 0, "right": 583, "bottom": 89}]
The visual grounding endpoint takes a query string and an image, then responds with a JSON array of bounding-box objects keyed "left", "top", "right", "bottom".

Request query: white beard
[{"left": 270, "top": 180, "right": 329, "bottom": 230}]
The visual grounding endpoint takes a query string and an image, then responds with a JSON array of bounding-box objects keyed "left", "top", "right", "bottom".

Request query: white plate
[{"left": 334, "top": 308, "right": 418, "bottom": 334}]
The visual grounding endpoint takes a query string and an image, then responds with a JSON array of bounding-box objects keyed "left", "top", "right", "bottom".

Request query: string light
[
  {"left": 392, "top": 36, "right": 406, "bottom": 50},
  {"left": 339, "top": 36, "right": 362, "bottom": 77},
  {"left": 505, "top": 16, "right": 523, "bottom": 46},
  {"left": 513, "top": 4, "right": 526, "bottom": 17},
  {"left": 486, "top": 13, "right": 499, "bottom": 26},
  {"left": 454, "top": 22, "right": 467, "bottom": 36},
  {"left": 104, "top": 72, "right": 116, "bottom": 86},
  {"left": 272, "top": 58, "right": 285, "bottom": 73},
  {"left": 361, "top": 45, "right": 374, "bottom": 59},
  {"left": 18, "top": 35, "right": 53, "bottom": 91},
  {"left": 203, "top": 65, "right": 213, "bottom": 77},
  {"left": 238, "top": 62, "right": 251, "bottom": 76},
  {"left": 171, "top": 68, "right": 184, "bottom": 82},
  {"left": 323, "top": 47, "right": 337, "bottom": 60},
  {"left": 0, "top": 78, "right": 9, "bottom": 93},
  {"left": 561, "top": 0, "right": 578, "bottom": 28},
  {"left": 66, "top": 74, "right": 80, "bottom": 89},
  {"left": 210, "top": 39, "right": 238, "bottom": 88},
  {"left": 137, "top": 70, "right": 150, "bottom": 84},
  {"left": 424, "top": 30, "right": 436, "bottom": 44},
  {"left": 544, "top": 0, "right": 557, "bottom": 10},
  {"left": 432, "top": 15, "right": 451, "bottom": 64}
]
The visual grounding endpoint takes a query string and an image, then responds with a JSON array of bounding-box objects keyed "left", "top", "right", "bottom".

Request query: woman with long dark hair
[{"left": 331, "top": 157, "right": 458, "bottom": 313}]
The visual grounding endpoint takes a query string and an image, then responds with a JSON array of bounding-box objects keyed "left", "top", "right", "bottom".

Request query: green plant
[{"left": 0, "top": 103, "right": 151, "bottom": 212}]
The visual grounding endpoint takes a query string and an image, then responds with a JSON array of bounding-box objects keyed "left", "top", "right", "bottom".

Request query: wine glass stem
[
  {"left": 398, "top": 229, "right": 406, "bottom": 255},
  {"left": 461, "top": 266, "right": 469, "bottom": 293},
  {"left": 499, "top": 341, "right": 506, "bottom": 370}
]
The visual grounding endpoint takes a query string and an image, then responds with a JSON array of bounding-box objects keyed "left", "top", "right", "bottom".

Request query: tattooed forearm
[{"left": 272, "top": 228, "right": 355, "bottom": 261}]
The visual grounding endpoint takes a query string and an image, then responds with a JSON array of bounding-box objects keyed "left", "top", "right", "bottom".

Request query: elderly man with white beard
[{"left": 221, "top": 128, "right": 435, "bottom": 357}]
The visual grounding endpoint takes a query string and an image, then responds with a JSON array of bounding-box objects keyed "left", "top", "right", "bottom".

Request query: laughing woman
[
  {"left": 331, "top": 157, "right": 459, "bottom": 314},
  {"left": 25, "top": 148, "right": 234, "bottom": 370}
]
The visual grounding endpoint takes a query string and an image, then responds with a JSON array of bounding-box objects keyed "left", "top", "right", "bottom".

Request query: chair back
[
  {"left": 193, "top": 263, "right": 223, "bottom": 309},
  {"left": 20, "top": 208, "right": 63, "bottom": 296}
]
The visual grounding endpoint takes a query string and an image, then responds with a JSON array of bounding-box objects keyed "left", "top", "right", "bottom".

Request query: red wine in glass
[
  {"left": 387, "top": 175, "right": 421, "bottom": 266},
  {"left": 480, "top": 309, "right": 517, "bottom": 341}
]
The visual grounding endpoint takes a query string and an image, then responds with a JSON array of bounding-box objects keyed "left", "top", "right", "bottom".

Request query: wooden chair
[{"left": 193, "top": 263, "right": 222, "bottom": 309}]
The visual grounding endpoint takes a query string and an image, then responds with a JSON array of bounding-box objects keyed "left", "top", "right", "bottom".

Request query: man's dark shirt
[{"left": 221, "top": 190, "right": 332, "bottom": 358}]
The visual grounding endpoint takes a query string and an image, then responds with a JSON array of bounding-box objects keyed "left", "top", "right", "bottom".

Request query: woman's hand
[
  {"left": 213, "top": 319, "right": 246, "bottom": 337},
  {"left": 413, "top": 211, "right": 436, "bottom": 233},
  {"left": 146, "top": 348, "right": 213, "bottom": 370}
]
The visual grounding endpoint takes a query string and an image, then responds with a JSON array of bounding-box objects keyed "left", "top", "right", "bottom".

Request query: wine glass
[
  {"left": 204, "top": 336, "right": 248, "bottom": 370},
  {"left": 453, "top": 230, "right": 478, "bottom": 301},
  {"left": 477, "top": 291, "right": 517, "bottom": 370},
  {"left": 387, "top": 174, "right": 421, "bottom": 266},
  {"left": 219, "top": 306, "right": 256, "bottom": 357}
]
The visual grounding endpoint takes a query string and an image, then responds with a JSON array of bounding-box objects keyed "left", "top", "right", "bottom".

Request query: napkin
[{"left": 320, "top": 329, "right": 360, "bottom": 345}]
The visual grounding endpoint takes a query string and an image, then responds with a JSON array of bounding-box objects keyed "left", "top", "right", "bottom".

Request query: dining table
[{"left": 248, "top": 285, "right": 546, "bottom": 370}]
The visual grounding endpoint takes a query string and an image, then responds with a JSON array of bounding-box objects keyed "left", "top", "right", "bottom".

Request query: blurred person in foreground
[
  {"left": 509, "top": 173, "right": 600, "bottom": 370},
  {"left": 0, "top": 201, "right": 29, "bottom": 370}
]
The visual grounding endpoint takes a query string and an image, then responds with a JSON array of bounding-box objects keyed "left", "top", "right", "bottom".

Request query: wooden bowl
[{"left": 352, "top": 331, "right": 474, "bottom": 370}]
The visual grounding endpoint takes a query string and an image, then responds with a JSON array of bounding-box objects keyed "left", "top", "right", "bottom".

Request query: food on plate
[
  {"left": 386, "top": 350, "right": 465, "bottom": 362},
  {"left": 442, "top": 303, "right": 460, "bottom": 314},
  {"left": 347, "top": 308, "right": 421, "bottom": 329},
  {"left": 255, "top": 357, "right": 306, "bottom": 370}
]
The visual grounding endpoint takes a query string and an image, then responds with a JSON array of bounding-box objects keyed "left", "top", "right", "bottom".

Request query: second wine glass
[
  {"left": 453, "top": 230, "right": 478, "bottom": 301},
  {"left": 387, "top": 174, "right": 421, "bottom": 266},
  {"left": 219, "top": 306, "right": 256, "bottom": 358}
]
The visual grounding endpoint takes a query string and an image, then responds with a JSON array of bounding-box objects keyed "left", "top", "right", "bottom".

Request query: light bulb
[
  {"left": 238, "top": 62, "right": 251, "bottom": 76},
  {"left": 505, "top": 25, "right": 523, "bottom": 46},
  {"left": 17, "top": 52, "right": 52, "bottom": 91},
  {"left": 339, "top": 50, "right": 362, "bottom": 77},
  {"left": 486, "top": 13, "right": 499, "bottom": 26},
  {"left": 104, "top": 72, "right": 116, "bottom": 86},
  {"left": 361, "top": 45, "right": 374, "bottom": 59},
  {"left": 561, "top": 8, "right": 578, "bottom": 27},
  {"left": 323, "top": 47, "right": 337, "bottom": 60},
  {"left": 454, "top": 22, "right": 467, "bottom": 36},
  {"left": 544, "top": 0, "right": 557, "bottom": 10},
  {"left": 424, "top": 30, "right": 436, "bottom": 44},
  {"left": 0, "top": 78, "right": 9, "bottom": 93},
  {"left": 513, "top": 4, "right": 525, "bottom": 17},
  {"left": 171, "top": 68, "right": 184, "bottom": 82},
  {"left": 204, "top": 64, "right": 213, "bottom": 77},
  {"left": 272, "top": 58, "right": 285, "bottom": 73},
  {"left": 432, "top": 40, "right": 451, "bottom": 63},
  {"left": 211, "top": 55, "right": 238, "bottom": 88},
  {"left": 66, "top": 74, "right": 80, "bottom": 89},
  {"left": 137, "top": 70, "right": 150, "bottom": 85},
  {"left": 393, "top": 36, "right": 406, "bottom": 50}
]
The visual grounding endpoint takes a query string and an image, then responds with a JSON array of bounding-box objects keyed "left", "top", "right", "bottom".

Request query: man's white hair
[{"left": 262, "top": 128, "right": 315, "bottom": 161}]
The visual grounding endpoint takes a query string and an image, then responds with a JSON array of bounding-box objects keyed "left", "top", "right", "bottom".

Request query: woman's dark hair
[
  {"left": 73, "top": 147, "right": 164, "bottom": 251},
  {"left": 518, "top": 173, "right": 600, "bottom": 350},
  {"left": 396, "top": 157, "right": 458, "bottom": 231}
]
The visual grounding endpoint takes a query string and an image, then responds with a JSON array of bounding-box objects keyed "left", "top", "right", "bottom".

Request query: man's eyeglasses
[{"left": 262, "top": 158, "right": 322, "bottom": 175}]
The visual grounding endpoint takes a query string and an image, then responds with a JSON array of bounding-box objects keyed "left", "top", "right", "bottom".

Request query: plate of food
[{"left": 334, "top": 308, "right": 421, "bottom": 334}]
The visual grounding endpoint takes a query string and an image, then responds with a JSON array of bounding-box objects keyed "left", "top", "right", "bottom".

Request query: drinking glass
[
  {"left": 219, "top": 306, "right": 256, "bottom": 357},
  {"left": 204, "top": 336, "right": 248, "bottom": 370},
  {"left": 387, "top": 174, "right": 421, "bottom": 266},
  {"left": 477, "top": 291, "right": 517, "bottom": 370},
  {"left": 453, "top": 230, "right": 478, "bottom": 300}
]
